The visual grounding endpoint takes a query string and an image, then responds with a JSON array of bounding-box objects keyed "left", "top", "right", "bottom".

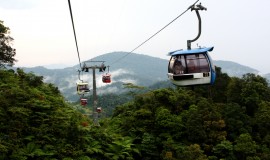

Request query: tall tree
[
  {"left": 240, "top": 73, "right": 270, "bottom": 116},
  {"left": 0, "top": 20, "right": 16, "bottom": 68},
  {"left": 234, "top": 133, "right": 258, "bottom": 159}
]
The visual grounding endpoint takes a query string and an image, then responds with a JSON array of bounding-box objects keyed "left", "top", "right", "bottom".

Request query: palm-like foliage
[{"left": 105, "top": 136, "right": 140, "bottom": 160}]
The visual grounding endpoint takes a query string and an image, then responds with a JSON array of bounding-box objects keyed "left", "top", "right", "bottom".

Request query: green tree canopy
[{"left": 0, "top": 20, "right": 16, "bottom": 68}]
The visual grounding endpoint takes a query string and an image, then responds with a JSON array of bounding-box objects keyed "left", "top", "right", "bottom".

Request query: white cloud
[
  {"left": 64, "top": 75, "right": 78, "bottom": 88},
  {"left": 117, "top": 78, "right": 137, "bottom": 85},
  {"left": 111, "top": 69, "right": 132, "bottom": 77},
  {"left": 43, "top": 76, "right": 53, "bottom": 83},
  {"left": 98, "top": 86, "right": 121, "bottom": 95}
]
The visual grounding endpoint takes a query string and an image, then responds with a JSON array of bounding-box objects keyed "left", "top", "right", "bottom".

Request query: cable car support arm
[
  {"left": 78, "top": 70, "right": 83, "bottom": 82},
  {"left": 187, "top": 3, "right": 207, "bottom": 50}
]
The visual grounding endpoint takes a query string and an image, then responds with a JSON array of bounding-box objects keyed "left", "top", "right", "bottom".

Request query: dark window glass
[
  {"left": 186, "top": 54, "right": 210, "bottom": 73},
  {"left": 198, "top": 54, "right": 210, "bottom": 72},
  {"left": 186, "top": 55, "right": 197, "bottom": 73},
  {"left": 168, "top": 56, "right": 176, "bottom": 73},
  {"left": 169, "top": 53, "right": 210, "bottom": 74}
]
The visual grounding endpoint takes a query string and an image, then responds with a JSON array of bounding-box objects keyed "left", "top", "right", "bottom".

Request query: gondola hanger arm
[{"left": 187, "top": 3, "right": 207, "bottom": 50}]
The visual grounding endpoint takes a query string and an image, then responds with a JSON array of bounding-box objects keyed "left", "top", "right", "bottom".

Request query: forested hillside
[
  {"left": 1, "top": 66, "right": 270, "bottom": 159},
  {"left": 109, "top": 67, "right": 270, "bottom": 160},
  {"left": 0, "top": 69, "right": 92, "bottom": 159},
  {"left": 0, "top": 69, "right": 140, "bottom": 159}
]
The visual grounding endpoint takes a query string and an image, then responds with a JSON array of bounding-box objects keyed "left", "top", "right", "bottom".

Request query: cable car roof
[{"left": 168, "top": 46, "right": 214, "bottom": 56}]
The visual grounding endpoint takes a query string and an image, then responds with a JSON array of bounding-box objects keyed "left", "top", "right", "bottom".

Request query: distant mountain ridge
[
  {"left": 214, "top": 60, "right": 259, "bottom": 77},
  {"left": 14, "top": 52, "right": 268, "bottom": 101}
]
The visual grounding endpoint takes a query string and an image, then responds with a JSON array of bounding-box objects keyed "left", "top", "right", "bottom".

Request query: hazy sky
[{"left": 1, "top": 0, "right": 270, "bottom": 73}]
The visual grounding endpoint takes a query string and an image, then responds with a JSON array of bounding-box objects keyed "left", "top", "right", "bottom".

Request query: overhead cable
[
  {"left": 109, "top": 0, "right": 199, "bottom": 66},
  {"left": 68, "top": 0, "right": 82, "bottom": 69}
]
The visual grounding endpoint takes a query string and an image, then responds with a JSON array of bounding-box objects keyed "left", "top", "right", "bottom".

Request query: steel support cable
[
  {"left": 68, "top": 0, "right": 82, "bottom": 69},
  {"left": 109, "top": 0, "right": 199, "bottom": 66}
]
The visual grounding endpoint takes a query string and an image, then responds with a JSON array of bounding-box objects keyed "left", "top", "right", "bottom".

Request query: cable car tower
[
  {"left": 82, "top": 60, "right": 107, "bottom": 126},
  {"left": 167, "top": 3, "right": 216, "bottom": 86}
]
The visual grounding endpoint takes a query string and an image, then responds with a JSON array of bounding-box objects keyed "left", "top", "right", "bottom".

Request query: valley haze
[{"left": 13, "top": 52, "right": 268, "bottom": 101}]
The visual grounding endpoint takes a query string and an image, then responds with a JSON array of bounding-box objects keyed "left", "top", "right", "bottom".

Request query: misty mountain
[
  {"left": 214, "top": 60, "right": 259, "bottom": 77},
  {"left": 264, "top": 73, "right": 270, "bottom": 82},
  {"left": 15, "top": 51, "right": 267, "bottom": 101}
]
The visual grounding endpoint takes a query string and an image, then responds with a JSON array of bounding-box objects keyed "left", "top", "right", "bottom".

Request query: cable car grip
[{"left": 187, "top": 3, "right": 207, "bottom": 50}]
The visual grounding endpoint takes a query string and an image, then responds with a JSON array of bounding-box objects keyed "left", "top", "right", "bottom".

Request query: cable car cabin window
[
  {"left": 169, "top": 53, "right": 210, "bottom": 75},
  {"left": 186, "top": 54, "right": 210, "bottom": 74},
  {"left": 169, "top": 55, "right": 187, "bottom": 74},
  {"left": 179, "top": 55, "right": 187, "bottom": 71},
  {"left": 208, "top": 53, "right": 215, "bottom": 72},
  {"left": 174, "top": 55, "right": 186, "bottom": 74},
  {"left": 198, "top": 53, "right": 210, "bottom": 72},
  {"left": 78, "top": 84, "right": 89, "bottom": 91},
  {"left": 168, "top": 56, "right": 175, "bottom": 73},
  {"left": 186, "top": 55, "right": 197, "bottom": 73}
]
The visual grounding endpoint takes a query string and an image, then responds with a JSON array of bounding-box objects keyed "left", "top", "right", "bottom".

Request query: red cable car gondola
[
  {"left": 96, "top": 107, "right": 102, "bottom": 113},
  {"left": 80, "top": 98, "right": 88, "bottom": 106},
  {"left": 102, "top": 73, "right": 111, "bottom": 83},
  {"left": 102, "top": 65, "right": 111, "bottom": 83}
]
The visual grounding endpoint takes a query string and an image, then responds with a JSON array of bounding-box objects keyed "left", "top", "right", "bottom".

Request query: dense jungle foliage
[{"left": 1, "top": 66, "right": 270, "bottom": 160}]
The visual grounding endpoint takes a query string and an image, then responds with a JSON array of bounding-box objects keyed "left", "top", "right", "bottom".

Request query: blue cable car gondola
[
  {"left": 168, "top": 47, "right": 216, "bottom": 86},
  {"left": 167, "top": 3, "right": 215, "bottom": 86}
]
